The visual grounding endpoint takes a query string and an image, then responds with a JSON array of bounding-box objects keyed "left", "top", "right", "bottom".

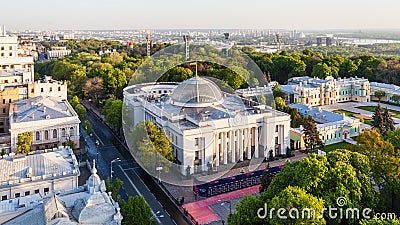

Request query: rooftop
[
  {"left": 10, "top": 96, "right": 77, "bottom": 123},
  {"left": 0, "top": 146, "right": 79, "bottom": 186}
]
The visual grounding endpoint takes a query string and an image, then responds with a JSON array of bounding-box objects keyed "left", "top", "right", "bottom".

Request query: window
[
  {"left": 275, "top": 136, "right": 279, "bottom": 145},
  {"left": 275, "top": 125, "right": 279, "bottom": 132},
  {"left": 14, "top": 79, "right": 17, "bottom": 83},
  {"left": 0, "top": 46, "right": 4, "bottom": 50},
  {"left": 41, "top": 88, "right": 44, "bottom": 93},
  {"left": 34, "top": 189, "right": 39, "bottom": 194},
  {"left": 1, "top": 195, "right": 7, "bottom": 201},
  {"left": 2, "top": 108, "right": 5, "bottom": 114},
  {"left": 36, "top": 131, "right": 40, "bottom": 141},
  {"left": 2, "top": 99, "right": 4, "bottom": 104},
  {"left": 70, "top": 127, "right": 74, "bottom": 136},
  {"left": 15, "top": 193, "right": 20, "bottom": 198},
  {"left": 45, "top": 130, "right": 49, "bottom": 140},
  {"left": 61, "top": 128, "right": 66, "bottom": 137},
  {"left": 49, "top": 87, "right": 52, "bottom": 92},
  {"left": 195, "top": 151, "right": 199, "bottom": 160},
  {"left": 25, "top": 191, "right": 30, "bottom": 196},
  {"left": 8, "top": 99, "right": 11, "bottom": 103},
  {"left": 53, "top": 129, "right": 57, "bottom": 138},
  {"left": 9, "top": 53, "right": 12, "bottom": 57},
  {"left": 4, "top": 80, "right": 7, "bottom": 83},
  {"left": 58, "top": 87, "right": 61, "bottom": 91},
  {"left": 31, "top": 88, "right": 34, "bottom": 93},
  {"left": 9, "top": 46, "right": 12, "bottom": 50},
  {"left": 195, "top": 138, "right": 199, "bottom": 146},
  {"left": 44, "top": 187, "right": 49, "bottom": 193}
]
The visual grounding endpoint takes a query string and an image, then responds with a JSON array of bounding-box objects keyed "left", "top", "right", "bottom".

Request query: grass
[
  {"left": 333, "top": 109, "right": 373, "bottom": 125},
  {"left": 323, "top": 142, "right": 353, "bottom": 153},
  {"left": 333, "top": 109, "right": 354, "bottom": 117},
  {"left": 356, "top": 106, "right": 400, "bottom": 119}
]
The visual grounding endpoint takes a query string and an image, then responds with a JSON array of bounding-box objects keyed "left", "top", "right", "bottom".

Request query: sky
[{"left": 2, "top": 0, "right": 400, "bottom": 30}]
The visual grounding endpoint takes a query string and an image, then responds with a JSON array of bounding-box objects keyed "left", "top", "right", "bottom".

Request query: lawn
[
  {"left": 356, "top": 106, "right": 400, "bottom": 118},
  {"left": 323, "top": 142, "right": 353, "bottom": 153},
  {"left": 333, "top": 109, "right": 373, "bottom": 125}
]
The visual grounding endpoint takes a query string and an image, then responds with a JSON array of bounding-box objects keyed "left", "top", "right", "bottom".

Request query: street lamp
[
  {"left": 155, "top": 166, "right": 163, "bottom": 183},
  {"left": 218, "top": 199, "right": 232, "bottom": 214},
  {"left": 95, "top": 140, "right": 100, "bottom": 163},
  {"left": 111, "top": 158, "right": 121, "bottom": 180}
]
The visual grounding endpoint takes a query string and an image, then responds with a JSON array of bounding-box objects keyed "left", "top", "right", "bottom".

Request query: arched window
[
  {"left": 70, "top": 127, "right": 74, "bottom": 136},
  {"left": 35, "top": 131, "right": 40, "bottom": 141},
  {"left": 61, "top": 128, "right": 66, "bottom": 137},
  {"left": 44, "top": 130, "right": 49, "bottom": 140},
  {"left": 53, "top": 129, "right": 57, "bottom": 138}
]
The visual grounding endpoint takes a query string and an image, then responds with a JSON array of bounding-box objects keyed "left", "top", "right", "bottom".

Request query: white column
[
  {"left": 215, "top": 133, "right": 219, "bottom": 167},
  {"left": 222, "top": 132, "right": 227, "bottom": 164},
  {"left": 247, "top": 128, "right": 252, "bottom": 159},
  {"left": 230, "top": 130, "right": 235, "bottom": 163},
  {"left": 239, "top": 129, "right": 243, "bottom": 161},
  {"left": 255, "top": 127, "right": 259, "bottom": 158}
]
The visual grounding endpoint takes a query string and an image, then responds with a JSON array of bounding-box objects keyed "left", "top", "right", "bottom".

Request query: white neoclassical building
[
  {"left": 124, "top": 77, "right": 291, "bottom": 175},
  {"left": 9, "top": 96, "right": 80, "bottom": 152}
]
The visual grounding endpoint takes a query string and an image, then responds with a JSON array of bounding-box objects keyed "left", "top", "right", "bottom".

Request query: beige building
[
  {"left": 280, "top": 76, "right": 370, "bottom": 106},
  {"left": 9, "top": 96, "right": 80, "bottom": 152},
  {"left": 47, "top": 46, "right": 71, "bottom": 59},
  {"left": 0, "top": 146, "right": 79, "bottom": 202}
]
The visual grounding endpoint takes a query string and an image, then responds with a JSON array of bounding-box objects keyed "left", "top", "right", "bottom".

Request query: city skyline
[{"left": 3, "top": 0, "right": 400, "bottom": 30}]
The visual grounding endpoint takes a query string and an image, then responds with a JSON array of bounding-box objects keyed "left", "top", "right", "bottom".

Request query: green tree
[
  {"left": 102, "top": 98, "right": 123, "bottom": 132},
  {"left": 270, "top": 55, "right": 306, "bottom": 83},
  {"left": 374, "top": 90, "right": 386, "bottom": 103},
  {"left": 119, "top": 196, "right": 156, "bottom": 225},
  {"left": 83, "top": 120, "right": 93, "bottom": 134},
  {"left": 274, "top": 97, "right": 286, "bottom": 111},
  {"left": 259, "top": 92, "right": 267, "bottom": 105},
  {"left": 303, "top": 116, "right": 323, "bottom": 153},
  {"left": 383, "top": 107, "right": 395, "bottom": 133},
  {"left": 360, "top": 218, "right": 400, "bottom": 225},
  {"left": 74, "top": 103, "right": 87, "bottom": 121},
  {"left": 16, "top": 132, "right": 34, "bottom": 154},
  {"left": 259, "top": 163, "right": 274, "bottom": 193},
  {"left": 228, "top": 194, "right": 264, "bottom": 225},
  {"left": 311, "top": 62, "right": 332, "bottom": 79},
  {"left": 268, "top": 186, "right": 326, "bottom": 225},
  {"left": 372, "top": 103, "right": 385, "bottom": 134},
  {"left": 272, "top": 84, "right": 285, "bottom": 98},
  {"left": 105, "top": 177, "right": 124, "bottom": 200},
  {"left": 391, "top": 94, "right": 400, "bottom": 104},
  {"left": 130, "top": 120, "right": 174, "bottom": 172},
  {"left": 70, "top": 95, "right": 80, "bottom": 108}
]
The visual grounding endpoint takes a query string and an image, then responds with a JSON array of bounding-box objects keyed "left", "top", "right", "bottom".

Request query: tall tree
[
  {"left": 259, "top": 163, "right": 274, "bottom": 193},
  {"left": 302, "top": 116, "right": 323, "bottom": 153},
  {"left": 372, "top": 103, "right": 385, "bottom": 134},
  {"left": 102, "top": 98, "right": 123, "bottom": 132},
  {"left": 16, "top": 132, "right": 34, "bottom": 154},
  {"left": 383, "top": 107, "right": 395, "bottom": 133},
  {"left": 83, "top": 77, "right": 104, "bottom": 106},
  {"left": 374, "top": 90, "right": 386, "bottom": 103},
  {"left": 119, "top": 196, "right": 156, "bottom": 225}
]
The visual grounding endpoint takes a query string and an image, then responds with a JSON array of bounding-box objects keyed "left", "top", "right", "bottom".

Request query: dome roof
[{"left": 170, "top": 77, "right": 224, "bottom": 107}]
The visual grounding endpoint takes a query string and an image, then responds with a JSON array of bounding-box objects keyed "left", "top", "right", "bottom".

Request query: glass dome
[{"left": 170, "top": 77, "right": 224, "bottom": 107}]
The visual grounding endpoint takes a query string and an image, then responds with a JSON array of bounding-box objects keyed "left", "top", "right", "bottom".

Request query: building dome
[{"left": 170, "top": 77, "right": 224, "bottom": 107}]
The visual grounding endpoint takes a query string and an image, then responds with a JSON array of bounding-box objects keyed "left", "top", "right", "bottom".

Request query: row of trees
[{"left": 229, "top": 127, "right": 400, "bottom": 225}]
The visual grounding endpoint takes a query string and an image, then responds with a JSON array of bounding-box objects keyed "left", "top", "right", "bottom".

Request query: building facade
[
  {"left": 47, "top": 46, "right": 71, "bottom": 59},
  {"left": 289, "top": 104, "right": 360, "bottom": 150},
  {"left": 0, "top": 146, "right": 79, "bottom": 203},
  {"left": 9, "top": 96, "right": 80, "bottom": 152},
  {"left": 124, "top": 77, "right": 291, "bottom": 175},
  {"left": 280, "top": 76, "right": 370, "bottom": 106},
  {"left": 0, "top": 160, "right": 122, "bottom": 225}
]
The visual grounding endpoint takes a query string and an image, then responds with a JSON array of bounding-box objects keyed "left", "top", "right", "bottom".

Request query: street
[{"left": 83, "top": 108, "right": 191, "bottom": 225}]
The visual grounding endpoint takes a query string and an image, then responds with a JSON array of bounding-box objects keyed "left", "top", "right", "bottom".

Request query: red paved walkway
[{"left": 182, "top": 185, "right": 260, "bottom": 225}]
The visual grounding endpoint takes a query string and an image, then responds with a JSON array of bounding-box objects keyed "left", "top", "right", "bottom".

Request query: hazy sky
[{"left": 3, "top": 0, "right": 400, "bottom": 30}]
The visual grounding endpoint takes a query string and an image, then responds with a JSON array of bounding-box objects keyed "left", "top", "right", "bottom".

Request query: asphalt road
[{"left": 84, "top": 108, "right": 191, "bottom": 225}]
